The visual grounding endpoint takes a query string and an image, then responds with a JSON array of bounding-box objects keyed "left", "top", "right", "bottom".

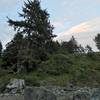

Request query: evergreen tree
[
  {"left": 94, "top": 34, "right": 100, "bottom": 51},
  {"left": 45, "top": 40, "right": 60, "bottom": 53},
  {"left": 0, "top": 41, "right": 2, "bottom": 57},
  {"left": 7, "top": 0, "right": 56, "bottom": 72},
  {"left": 8, "top": 0, "right": 55, "bottom": 49},
  {"left": 61, "top": 36, "right": 79, "bottom": 53},
  {"left": 78, "top": 44, "right": 85, "bottom": 53},
  {"left": 2, "top": 33, "right": 23, "bottom": 71},
  {"left": 85, "top": 45, "right": 93, "bottom": 53}
]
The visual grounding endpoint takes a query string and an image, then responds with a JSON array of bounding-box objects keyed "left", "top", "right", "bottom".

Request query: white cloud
[
  {"left": 56, "top": 17, "right": 100, "bottom": 40},
  {"left": 0, "top": 23, "right": 14, "bottom": 48},
  {"left": 56, "top": 17, "right": 100, "bottom": 50},
  {"left": 52, "top": 21, "right": 64, "bottom": 29}
]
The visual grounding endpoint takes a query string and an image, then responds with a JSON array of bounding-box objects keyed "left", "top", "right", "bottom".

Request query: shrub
[{"left": 39, "top": 54, "right": 73, "bottom": 75}]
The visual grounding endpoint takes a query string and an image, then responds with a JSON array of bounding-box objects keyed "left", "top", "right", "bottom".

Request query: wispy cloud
[
  {"left": 0, "top": 23, "right": 14, "bottom": 48},
  {"left": 52, "top": 21, "right": 64, "bottom": 29},
  {"left": 56, "top": 17, "right": 100, "bottom": 41},
  {"left": 0, "top": 0, "right": 100, "bottom": 51},
  {"left": 56, "top": 18, "right": 100, "bottom": 50}
]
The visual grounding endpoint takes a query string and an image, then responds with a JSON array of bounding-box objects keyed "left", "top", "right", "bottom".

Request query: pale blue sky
[{"left": 0, "top": 0, "right": 100, "bottom": 50}]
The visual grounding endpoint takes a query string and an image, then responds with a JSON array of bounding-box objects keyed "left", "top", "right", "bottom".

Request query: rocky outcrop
[
  {"left": 24, "top": 87, "right": 57, "bottom": 100},
  {"left": 0, "top": 94, "right": 24, "bottom": 100},
  {"left": 24, "top": 86, "right": 100, "bottom": 100},
  {"left": 0, "top": 79, "right": 100, "bottom": 100},
  {"left": 91, "top": 89, "right": 100, "bottom": 100},
  {"left": 0, "top": 79, "right": 25, "bottom": 100},
  {"left": 4, "top": 79, "right": 25, "bottom": 94}
]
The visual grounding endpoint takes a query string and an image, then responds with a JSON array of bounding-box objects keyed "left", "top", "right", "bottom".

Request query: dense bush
[
  {"left": 39, "top": 54, "right": 73, "bottom": 75},
  {"left": 0, "top": 0, "right": 100, "bottom": 87}
]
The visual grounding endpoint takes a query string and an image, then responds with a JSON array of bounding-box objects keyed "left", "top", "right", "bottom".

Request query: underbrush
[{"left": 0, "top": 52, "right": 100, "bottom": 87}]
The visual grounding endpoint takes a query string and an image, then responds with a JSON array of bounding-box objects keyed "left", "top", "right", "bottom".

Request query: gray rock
[
  {"left": 24, "top": 87, "right": 57, "bottom": 100},
  {"left": 5, "top": 79, "right": 25, "bottom": 94},
  {"left": 44, "top": 86, "right": 67, "bottom": 100},
  {"left": 23, "top": 86, "right": 100, "bottom": 100},
  {"left": 0, "top": 79, "right": 100, "bottom": 100},
  {"left": 73, "top": 91, "right": 90, "bottom": 100},
  {"left": 0, "top": 95, "right": 24, "bottom": 100},
  {"left": 91, "top": 89, "right": 100, "bottom": 100}
]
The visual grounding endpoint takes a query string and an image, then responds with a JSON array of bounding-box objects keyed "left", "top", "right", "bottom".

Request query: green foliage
[
  {"left": 1, "top": 33, "right": 23, "bottom": 71},
  {"left": 94, "top": 33, "right": 100, "bottom": 51},
  {"left": 0, "top": 69, "right": 15, "bottom": 93},
  {"left": 0, "top": 52, "right": 100, "bottom": 87},
  {"left": 85, "top": 45, "right": 93, "bottom": 53},
  {"left": 8, "top": 0, "right": 55, "bottom": 50},
  {"left": 39, "top": 54, "right": 73, "bottom": 75},
  {"left": 0, "top": 0, "right": 100, "bottom": 88},
  {"left": 61, "top": 36, "right": 79, "bottom": 53},
  {"left": 19, "top": 72, "right": 41, "bottom": 86},
  {"left": 5, "top": 0, "right": 56, "bottom": 72},
  {"left": 78, "top": 44, "right": 85, "bottom": 53},
  {"left": 86, "top": 52, "right": 95, "bottom": 60},
  {"left": 45, "top": 41, "right": 60, "bottom": 53},
  {"left": 11, "top": 52, "right": 100, "bottom": 86},
  {"left": 0, "top": 41, "right": 2, "bottom": 57}
]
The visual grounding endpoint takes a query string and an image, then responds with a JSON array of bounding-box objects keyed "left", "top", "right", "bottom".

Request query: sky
[{"left": 0, "top": 0, "right": 100, "bottom": 50}]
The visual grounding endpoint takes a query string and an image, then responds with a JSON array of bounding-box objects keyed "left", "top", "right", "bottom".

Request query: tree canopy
[
  {"left": 5, "top": 0, "right": 56, "bottom": 72},
  {"left": 0, "top": 41, "right": 2, "bottom": 57},
  {"left": 94, "top": 33, "right": 100, "bottom": 51},
  {"left": 0, "top": 0, "right": 98, "bottom": 74},
  {"left": 8, "top": 0, "right": 55, "bottom": 48},
  {"left": 61, "top": 36, "right": 79, "bottom": 53}
]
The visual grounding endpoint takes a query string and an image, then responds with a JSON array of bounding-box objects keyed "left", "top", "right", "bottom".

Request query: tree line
[{"left": 0, "top": 0, "right": 100, "bottom": 73}]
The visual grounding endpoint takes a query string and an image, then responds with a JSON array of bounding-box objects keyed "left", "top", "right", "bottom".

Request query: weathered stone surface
[
  {"left": 73, "top": 91, "right": 90, "bottom": 100},
  {"left": 0, "top": 79, "right": 100, "bottom": 100},
  {"left": 5, "top": 79, "right": 25, "bottom": 94},
  {"left": 23, "top": 86, "right": 98, "bottom": 100},
  {"left": 24, "top": 87, "right": 57, "bottom": 100},
  {"left": 91, "top": 89, "right": 100, "bottom": 100},
  {"left": 45, "top": 86, "right": 91, "bottom": 100},
  {"left": 0, "top": 95, "right": 24, "bottom": 100}
]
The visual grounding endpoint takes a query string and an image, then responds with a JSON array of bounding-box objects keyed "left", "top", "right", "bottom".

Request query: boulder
[
  {"left": 5, "top": 79, "right": 25, "bottom": 94},
  {"left": 91, "top": 89, "right": 100, "bottom": 100},
  {"left": 24, "top": 87, "right": 57, "bottom": 100},
  {"left": 73, "top": 91, "right": 90, "bottom": 100},
  {"left": 0, "top": 79, "right": 100, "bottom": 100},
  {"left": 0, "top": 95, "right": 24, "bottom": 100}
]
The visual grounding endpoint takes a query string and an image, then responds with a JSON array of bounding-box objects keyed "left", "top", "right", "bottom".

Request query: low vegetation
[
  {"left": 0, "top": 52, "right": 100, "bottom": 87},
  {"left": 0, "top": 0, "right": 100, "bottom": 87}
]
